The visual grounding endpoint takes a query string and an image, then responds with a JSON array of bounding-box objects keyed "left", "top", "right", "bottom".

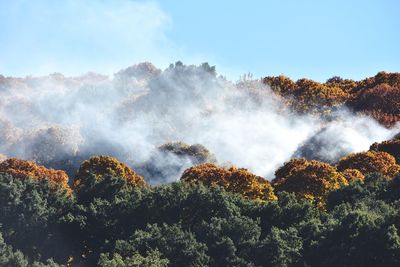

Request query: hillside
[
  {"left": 264, "top": 72, "right": 400, "bottom": 127},
  {"left": 0, "top": 63, "right": 400, "bottom": 266}
]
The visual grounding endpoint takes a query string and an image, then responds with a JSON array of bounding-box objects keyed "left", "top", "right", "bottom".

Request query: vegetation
[
  {"left": 181, "top": 163, "right": 277, "bottom": 201},
  {"left": 337, "top": 151, "right": 400, "bottom": 179},
  {"left": 73, "top": 155, "right": 147, "bottom": 193},
  {"left": 158, "top": 142, "right": 217, "bottom": 165},
  {"left": 272, "top": 159, "right": 348, "bottom": 207},
  {"left": 2, "top": 165, "right": 400, "bottom": 266},
  {"left": 1, "top": 69, "right": 400, "bottom": 266},
  {"left": 137, "top": 142, "right": 217, "bottom": 184},
  {"left": 0, "top": 158, "right": 70, "bottom": 192},
  {"left": 370, "top": 138, "right": 400, "bottom": 163},
  {"left": 263, "top": 72, "right": 400, "bottom": 126}
]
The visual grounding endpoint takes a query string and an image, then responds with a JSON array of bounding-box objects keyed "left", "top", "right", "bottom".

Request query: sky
[{"left": 0, "top": 0, "right": 399, "bottom": 81}]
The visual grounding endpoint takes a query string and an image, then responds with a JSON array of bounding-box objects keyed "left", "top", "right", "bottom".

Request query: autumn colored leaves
[
  {"left": 0, "top": 135, "right": 399, "bottom": 209},
  {"left": 263, "top": 71, "right": 400, "bottom": 127},
  {"left": 0, "top": 158, "right": 70, "bottom": 191},
  {"left": 181, "top": 163, "right": 277, "bottom": 202}
]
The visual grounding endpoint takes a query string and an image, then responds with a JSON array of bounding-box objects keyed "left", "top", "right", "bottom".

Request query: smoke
[
  {"left": 0, "top": 62, "right": 398, "bottom": 183},
  {"left": 292, "top": 111, "right": 397, "bottom": 164}
]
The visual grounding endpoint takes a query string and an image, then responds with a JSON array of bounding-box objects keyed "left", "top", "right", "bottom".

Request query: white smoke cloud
[{"left": 0, "top": 62, "right": 398, "bottom": 183}]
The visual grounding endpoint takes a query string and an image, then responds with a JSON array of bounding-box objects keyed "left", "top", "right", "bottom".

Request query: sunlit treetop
[
  {"left": 74, "top": 155, "right": 147, "bottom": 190},
  {"left": 370, "top": 139, "right": 400, "bottom": 164},
  {"left": 272, "top": 158, "right": 348, "bottom": 208},
  {"left": 263, "top": 72, "right": 400, "bottom": 126},
  {"left": 0, "top": 158, "right": 70, "bottom": 191},
  {"left": 181, "top": 163, "right": 277, "bottom": 202},
  {"left": 337, "top": 151, "right": 400, "bottom": 179}
]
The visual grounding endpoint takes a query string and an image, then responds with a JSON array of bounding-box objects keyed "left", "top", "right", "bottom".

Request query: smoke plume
[{"left": 0, "top": 62, "right": 398, "bottom": 183}]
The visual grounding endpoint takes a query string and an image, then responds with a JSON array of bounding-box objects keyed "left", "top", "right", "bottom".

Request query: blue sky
[{"left": 0, "top": 0, "right": 399, "bottom": 81}]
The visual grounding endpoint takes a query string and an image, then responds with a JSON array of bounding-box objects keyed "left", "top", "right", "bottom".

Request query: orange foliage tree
[
  {"left": 341, "top": 169, "right": 365, "bottom": 182},
  {"left": 74, "top": 155, "right": 147, "bottom": 191},
  {"left": 0, "top": 158, "right": 70, "bottom": 191},
  {"left": 180, "top": 163, "right": 277, "bottom": 202},
  {"left": 295, "top": 79, "right": 350, "bottom": 110},
  {"left": 272, "top": 159, "right": 348, "bottom": 207},
  {"left": 263, "top": 72, "right": 400, "bottom": 126},
  {"left": 264, "top": 76, "right": 350, "bottom": 113},
  {"left": 263, "top": 75, "right": 297, "bottom": 95},
  {"left": 337, "top": 151, "right": 400, "bottom": 179},
  {"left": 356, "top": 71, "right": 400, "bottom": 90},
  {"left": 351, "top": 83, "right": 400, "bottom": 127},
  {"left": 370, "top": 139, "right": 400, "bottom": 164}
]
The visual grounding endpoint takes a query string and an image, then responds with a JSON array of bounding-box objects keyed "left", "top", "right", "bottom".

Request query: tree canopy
[{"left": 181, "top": 163, "right": 277, "bottom": 201}]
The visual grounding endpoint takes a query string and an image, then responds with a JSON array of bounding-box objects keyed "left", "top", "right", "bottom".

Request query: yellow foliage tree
[
  {"left": 74, "top": 155, "right": 147, "bottom": 190},
  {"left": 181, "top": 163, "right": 277, "bottom": 202},
  {"left": 341, "top": 169, "right": 365, "bottom": 182},
  {"left": 337, "top": 151, "right": 399, "bottom": 179},
  {"left": 272, "top": 159, "right": 348, "bottom": 207},
  {"left": 0, "top": 158, "right": 70, "bottom": 191},
  {"left": 370, "top": 139, "right": 400, "bottom": 164}
]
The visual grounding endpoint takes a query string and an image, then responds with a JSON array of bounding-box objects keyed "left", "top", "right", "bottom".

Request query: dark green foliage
[
  {"left": 257, "top": 227, "right": 302, "bottom": 267},
  {"left": 109, "top": 224, "right": 209, "bottom": 267},
  {"left": 3, "top": 171, "right": 400, "bottom": 266},
  {"left": 0, "top": 174, "right": 80, "bottom": 265},
  {"left": 98, "top": 249, "right": 168, "bottom": 267}
]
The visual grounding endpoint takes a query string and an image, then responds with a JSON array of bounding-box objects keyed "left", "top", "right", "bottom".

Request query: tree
[
  {"left": 341, "top": 169, "right": 365, "bottom": 182},
  {"left": 181, "top": 163, "right": 277, "bottom": 201},
  {"left": 351, "top": 83, "right": 400, "bottom": 127},
  {"left": 74, "top": 155, "right": 147, "bottom": 192},
  {"left": 0, "top": 233, "right": 29, "bottom": 267},
  {"left": 370, "top": 139, "right": 400, "bottom": 164},
  {"left": 138, "top": 142, "right": 217, "bottom": 184},
  {"left": 315, "top": 202, "right": 400, "bottom": 266},
  {"left": 0, "top": 173, "right": 80, "bottom": 265},
  {"left": 337, "top": 151, "right": 400, "bottom": 179},
  {"left": 111, "top": 224, "right": 209, "bottom": 267},
  {"left": 0, "top": 158, "right": 70, "bottom": 192},
  {"left": 272, "top": 159, "right": 348, "bottom": 207},
  {"left": 257, "top": 227, "right": 303, "bottom": 267},
  {"left": 98, "top": 249, "right": 168, "bottom": 267},
  {"left": 158, "top": 142, "right": 217, "bottom": 164},
  {"left": 196, "top": 216, "right": 261, "bottom": 266}
]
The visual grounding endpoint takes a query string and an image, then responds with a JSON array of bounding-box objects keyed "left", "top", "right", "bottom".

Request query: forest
[{"left": 1, "top": 62, "right": 400, "bottom": 266}]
